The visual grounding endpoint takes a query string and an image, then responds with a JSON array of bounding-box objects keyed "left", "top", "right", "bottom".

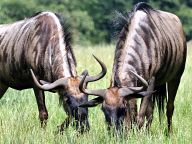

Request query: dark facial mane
[{"left": 55, "top": 13, "right": 77, "bottom": 67}]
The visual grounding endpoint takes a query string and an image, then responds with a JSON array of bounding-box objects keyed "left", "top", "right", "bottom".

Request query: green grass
[{"left": 0, "top": 44, "right": 192, "bottom": 143}]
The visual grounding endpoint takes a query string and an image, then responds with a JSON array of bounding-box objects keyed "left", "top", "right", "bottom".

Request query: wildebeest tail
[{"left": 153, "top": 84, "right": 167, "bottom": 122}]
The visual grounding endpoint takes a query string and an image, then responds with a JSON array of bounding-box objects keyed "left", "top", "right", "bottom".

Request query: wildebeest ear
[
  {"left": 81, "top": 70, "right": 89, "bottom": 76},
  {"left": 78, "top": 97, "right": 103, "bottom": 108}
]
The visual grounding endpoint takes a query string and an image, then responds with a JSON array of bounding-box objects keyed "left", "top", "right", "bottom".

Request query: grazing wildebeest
[
  {"left": 79, "top": 2, "right": 187, "bottom": 133},
  {"left": 0, "top": 11, "right": 106, "bottom": 133}
]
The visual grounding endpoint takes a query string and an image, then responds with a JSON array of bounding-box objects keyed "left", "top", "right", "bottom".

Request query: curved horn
[
  {"left": 30, "top": 69, "right": 68, "bottom": 90},
  {"left": 119, "top": 87, "right": 155, "bottom": 100},
  {"left": 83, "top": 55, "right": 107, "bottom": 83},
  {"left": 119, "top": 87, "right": 149, "bottom": 97},
  {"left": 128, "top": 86, "right": 145, "bottom": 92},
  {"left": 119, "top": 87, "right": 137, "bottom": 97},
  {"left": 79, "top": 71, "right": 106, "bottom": 98},
  {"left": 129, "top": 70, "right": 148, "bottom": 87}
]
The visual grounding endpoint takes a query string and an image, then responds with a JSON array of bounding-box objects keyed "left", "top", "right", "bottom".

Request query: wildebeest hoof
[
  {"left": 56, "top": 123, "right": 67, "bottom": 135},
  {"left": 40, "top": 121, "right": 47, "bottom": 129}
]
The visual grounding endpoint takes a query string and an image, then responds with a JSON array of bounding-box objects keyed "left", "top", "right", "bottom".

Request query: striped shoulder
[
  {"left": 158, "top": 10, "right": 181, "bottom": 23},
  {"left": 27, "top": 11, "right": 76, "bottom": 66}
]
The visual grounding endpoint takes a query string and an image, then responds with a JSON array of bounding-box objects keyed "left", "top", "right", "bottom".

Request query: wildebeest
[
  {"left": 79, "top": 2, "right": 187, "bottom": 133},
  {"left": 0, "top": 11, "right": 106, "bottom": 133}
]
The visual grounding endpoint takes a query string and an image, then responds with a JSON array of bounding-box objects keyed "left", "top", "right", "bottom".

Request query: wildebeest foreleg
[
  {"left": 33, "top": 87, "right": 48, "bottom": 128},
  {"left": 0, "top": 83, "right": 8, "bottom": 99},
  {"left": 129, "top": 99, "right": 138, "bottom": 123},
  {"left": 145, "top": 94, "right": 155, "bottom": 130},
  {"left": 137, "top": 77, "right": 155, "bottom": 129},
  {"left": 125, "top": 99, "right": 137, "bottom": 131},
  {"left": 167, "top": 77, "right": 181, "bottom": 133}
]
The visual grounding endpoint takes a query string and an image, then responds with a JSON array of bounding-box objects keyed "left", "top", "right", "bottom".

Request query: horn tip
[
  {"left": 29, "top": 69, "right": 35, "bottom": 75},
  {"left": 129, "top": 70, "right": 134, "bottom": 74},
  {"left": 84, "top": 69, "right": 88, "bottom": 74},
  {"left": 92, "top": 54, "right": 98, "bottom": 60}
]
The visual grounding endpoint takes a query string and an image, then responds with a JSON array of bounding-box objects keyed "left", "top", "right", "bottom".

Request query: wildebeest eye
[
  {"left": 66, "top": 98, "right": 71, "bottom": 104},
  {"left": 79, "top": 96, "right": 88, "bottom": 103},
  {"left": 61, "top": 91, "right": 71, "bottom": 99},
  {"left": 63, "top": 96, "right": 68, "bottom": 101}
]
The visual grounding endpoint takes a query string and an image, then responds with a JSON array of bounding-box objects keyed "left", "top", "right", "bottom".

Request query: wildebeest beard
[
  {"left": 102, "top": 105, "right": 127, "bottom": 132},
  {"left": 58, "top": 90, "right": 90, "bottom": 133}
]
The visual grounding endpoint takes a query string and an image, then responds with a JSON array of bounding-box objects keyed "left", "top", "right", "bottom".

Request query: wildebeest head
[
  {"left": 79, "top": 71, "right": 151, "bottom": 131},
  {"left": 30, "top": 55, "right": 107, "bottom": 133}
]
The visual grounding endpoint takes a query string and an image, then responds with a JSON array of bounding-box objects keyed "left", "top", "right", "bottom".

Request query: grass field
[{"left": 0, "top": 44, "right": 192, "bottom": 144}]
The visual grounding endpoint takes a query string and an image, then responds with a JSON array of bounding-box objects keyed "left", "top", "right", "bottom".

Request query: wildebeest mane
[
  {"left": 54, "top": 13, "right": 78, "bottom": 107},
  {"left": 28, "top": 12, "right": 43, "bottom": 18},
  {"left": 112, "top": 2, "right": 155, "bottom": 87},
  {"left": 113, "top": 2, "right": 154, "bottom": 39},
  {"left": 55, "top": 13, "right": 77, "bottom": 67}
]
